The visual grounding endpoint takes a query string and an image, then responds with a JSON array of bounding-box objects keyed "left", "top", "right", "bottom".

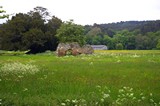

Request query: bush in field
[{"left": 0, "top": 62, "right": 39, "bottom": 75}]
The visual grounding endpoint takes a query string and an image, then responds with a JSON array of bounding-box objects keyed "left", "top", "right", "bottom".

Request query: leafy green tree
[
  {"left": 0, "top": 6, "right": 62, "bottom": 53},
  {"left": 135, "top": 34, "right": 151, "bottom": 50},
  {"left": 46, "top": 16, "right": 62, "bottom": 35},
  {"left": 116, "top": 43, "right": 123, "bottom": 50},
  {"left": 106, "top": 28, "right": 115, "bottom": 38},
  {"left": 0, "top": 6, "right": 9, "bottom": 19},
  {"left": 156, "top": 39, "right": 160, "bottom": 50},
  {"left": 56, "top": 20, "right": 85, "bottom": 45},
  {"left": 0, "top": 13, "right": 31, "bottom": 50},
  {"left": 0, "top": 6, "right": 9, "bottom": 49},
  {"left": 103, "top": 35, "right": 115, "bottom": 49},
  {"left": 44, "top": 16, "right": 62, "bottom": 50},
  {"left": 87, "top": 27, "right": 102, "bottom": 37},
  {"left": 126, "top": 35, "right": 136, "bottom": 49},
  {"left": 28, "top": 6, "right": 50, "bottom": 22},
  {"left": 22, "top": 28, "right": 45, "bottom": 53},
  {"left": 85, "top": 36, "right": 93, "bottom": 44}
]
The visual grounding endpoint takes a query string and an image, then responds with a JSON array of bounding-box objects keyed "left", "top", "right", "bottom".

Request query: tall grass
[{"left": 0, "top": 50, "right": 160, "bottom": 105}]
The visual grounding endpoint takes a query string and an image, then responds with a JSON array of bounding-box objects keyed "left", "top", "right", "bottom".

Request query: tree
[
  {"left": 135, "top": 34, "right": 151, "bottom": 50},
  {"left": 28, "top": 6, "right": 50, "bottom": 22},
  {"left": 0, "top": 6, "right": 9, "bottom": 19},
  {"left": 126, "top": 35, "right": 136, "bottom": 49},
  {"left": 116, "top": 43, "right": 123, "bottom": 50},
  {"left": 56, "top": 20, "right": 85, "bottom": 45},
  {"left": 103, "top": 35, "right": 115, "bottom": 49},
  {"left": 0, "top": 6, "right": 62, "bottom": 53},
  {"left": 22, "top": 28, "right": 45, "bottom": 53},
  {"left": 156, "top": 39, "right": 160, "bottom": 50},
  {"left": 0, "top": 6, "right": 9, "bottom": 49},
  {"left": 44, "top": 16, "right": 62, "bottom": 50},
  {"left": 87, "top": 27, "right": 102, "bottom": 37},
  {"left": 46, "top": 16, "right": 62, "bottom": 35},
  {"left": 0, "top": 13, "right": 31, "bottom": 50}
]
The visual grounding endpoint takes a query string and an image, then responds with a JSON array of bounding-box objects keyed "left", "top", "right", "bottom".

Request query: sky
[{"left": 1, "top": 0, "right": 160, "bottom": 25}]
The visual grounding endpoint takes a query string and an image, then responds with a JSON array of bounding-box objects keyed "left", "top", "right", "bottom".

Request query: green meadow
[{"left": 0, "top": 50, "right": 160, "bottom": 106}]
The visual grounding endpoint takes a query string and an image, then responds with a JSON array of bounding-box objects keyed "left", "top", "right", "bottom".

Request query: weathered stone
[
  {"left": 56, "top": 42, "right": 94, "bottom": 56},
  {"left": 82, "top": 45, "right": 94, "bottom": 54},
  {"left": 70, "top": 42, "right": 80, "bottom": 49},
  {"left": 71, "top": 48, "right": 80, "bottom": 56},
  {"left": 57, "top": 47, "right": 66, "bottom": 56}
]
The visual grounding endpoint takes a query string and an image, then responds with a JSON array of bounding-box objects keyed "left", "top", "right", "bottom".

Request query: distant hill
[{"left": 85, "top": 20, "right": 160, "bottom": 36}]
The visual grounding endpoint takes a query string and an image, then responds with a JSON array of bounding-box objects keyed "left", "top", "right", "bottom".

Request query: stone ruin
[{"left": 56, "top": 42, "right": 94, "bottom": 56}]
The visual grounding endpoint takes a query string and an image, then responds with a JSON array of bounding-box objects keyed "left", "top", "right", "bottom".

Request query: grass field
[{"left": 0, "top": 50, "right": 160, "bottom": 106}]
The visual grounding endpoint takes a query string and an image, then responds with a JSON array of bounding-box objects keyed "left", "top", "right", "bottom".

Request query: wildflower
[
  {"left": 23, "top": 88, "right": 28, "bottom": 91},
  {"left": 44, "top": 75, "right": 47, "bottom": 79},
  {"left": 103, "top": 94, "right": 110, "bottom": 98},
  {"left": 132, "top": 54, "right": 140, "bottom": 58},
  {"left": 13, "top": 92, "right": 17, "bottom": 95},
  {"left": 119, "top": 89, "right": 124, "bottom": 93},
  {"left": 61, "top": 103, "right": 66, "bottom": 106},
  {"left": 129, "top": 88, "right": 133, "bottom": 92},
  {"left": 95, "top": 102, "right": 98, "bottom": 105},
  {"left": 123, "top": 86, "right": 127, "bottom": 89},
  {"left": 126, "top": 93, "right": 129, "bottom": 96},
  {"left": 132, "top": 97, "right": 136, "bottom": 100},
  {"left": 122, "top": 94, "right": 125, "bottom": 97},
  {"left": 0, "top": 99, "right": 2, "bottom": 103},
  {"left": 141, "top": 96, "right": 145, "bottom": 100},
  {"left": 101, "top": 98, "right": 104, "bottom": 102},
  {"left": 108, "top": 90, "right": 111, "bottom": 93},
  {"left": 80, "top": 99, "right": 86, "bottom": 103},
  {"left": 72, "top": 99, "right": 78, "bottom": 103},
  {"left": 116, "top": 98, "right": 120, "bottom": 103},
  {"left": 154, "top": 103, "right": 157, "bottom": 106},
  {"left": 121, "top": 98, "right": 126, "bottom": 102},
  {"left": 96, "top": 85, "right": 101, "bottom": 89},
  {"left": 65, "top": 99, "right": 70, "bottom": 102},
  {"left": 18, "top": 75, "right": 23, "bottom": 78},
  {"left": 89, "top": 62, "right": 93, "bottom": 65},
  {"left": 150, "top": 93, "right": 153, "bottom": 96},
  {"left": 117, "top": 60, "right": 121, "bottom": 63},
  {"left": 140, "top": 93, "right": 144, "bottom": 96},
  {"left": 129, "top": 93, "right": 134, "bottom": 97},
  {"left": 0, "top": 62, "right": 39, "bottom": 75},
  {"left": 150, "top": 99, "right": 154, "bottom": 102},
  {"left": 115, "top": 99, "right": 121, "bottom": 105}
]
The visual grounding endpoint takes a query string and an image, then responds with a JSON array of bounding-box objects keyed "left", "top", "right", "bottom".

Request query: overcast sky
[{"left": 1, "top": 0, "right": 160, "bottom": 25}]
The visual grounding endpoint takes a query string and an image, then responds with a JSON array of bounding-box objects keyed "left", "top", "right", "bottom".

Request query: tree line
[
  {"left": 0, "top": 6, "right": 62, "bottom": 53},
  {"left": 85, "top": 21, "right": 160, "bottom": 50},
  {"left": 0, "top": 6, "right": 160, "bottom": 53}
]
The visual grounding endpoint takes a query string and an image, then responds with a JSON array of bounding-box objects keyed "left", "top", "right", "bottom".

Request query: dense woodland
[{"left": 0, "top": 6, "right": 160, "bottom": 53}]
